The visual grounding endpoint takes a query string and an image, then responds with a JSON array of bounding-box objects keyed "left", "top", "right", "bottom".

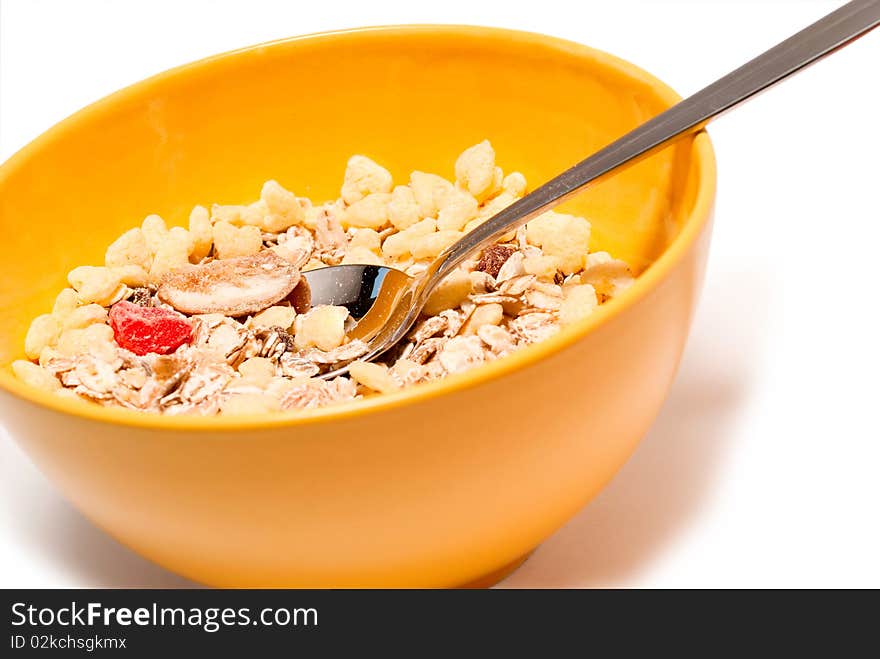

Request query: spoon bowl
[{"left": 302, "top": 264, "right": 418, "bottom": 377}]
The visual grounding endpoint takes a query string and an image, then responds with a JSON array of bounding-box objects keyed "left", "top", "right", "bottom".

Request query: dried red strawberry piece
[{"left": 109, "top": 300, "right": 193, "bottom": 356}]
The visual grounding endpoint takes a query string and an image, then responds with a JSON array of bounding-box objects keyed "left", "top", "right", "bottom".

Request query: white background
[{"left": 1, "top": 0, "right": 878, "bottom": 588}]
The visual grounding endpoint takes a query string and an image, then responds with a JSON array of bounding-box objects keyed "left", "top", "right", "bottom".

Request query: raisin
[
  {"left": 129, "top": 287, "right": 154, "bottom": 307},
  {"left": 475, "top": 245, "right": 516, "bottom": 278}
]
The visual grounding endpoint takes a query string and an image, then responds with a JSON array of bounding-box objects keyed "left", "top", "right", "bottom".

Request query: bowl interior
[{"left": 0, "top": 26, "right": 703, "bottom": 372}]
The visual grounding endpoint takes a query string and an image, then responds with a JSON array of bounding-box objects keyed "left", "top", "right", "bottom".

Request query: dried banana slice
[{"left": 157, "top": 251, "right": 300, "bottom": 316}]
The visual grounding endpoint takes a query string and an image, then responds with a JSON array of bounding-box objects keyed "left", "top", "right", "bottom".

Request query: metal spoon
[{"left": 303, "top": 0, "right": 880, "bottom": 378}]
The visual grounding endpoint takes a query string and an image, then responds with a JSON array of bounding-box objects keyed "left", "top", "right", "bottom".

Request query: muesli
[{"left": 13, "top": 141, "right": 634, "bottom": 415}]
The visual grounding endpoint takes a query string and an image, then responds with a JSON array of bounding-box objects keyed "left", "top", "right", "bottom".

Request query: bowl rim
[{"left": 0, "top": 24, "right": 717, "bottom": 431}]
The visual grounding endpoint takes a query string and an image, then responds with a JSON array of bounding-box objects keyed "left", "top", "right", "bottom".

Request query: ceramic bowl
[{"left": 0, "top": 26, "right": 715, "bottom": 587}]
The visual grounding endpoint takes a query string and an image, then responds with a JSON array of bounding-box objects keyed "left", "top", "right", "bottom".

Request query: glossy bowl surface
[{"left": 0, "top": 26, "right": 715, "bottom": 587}]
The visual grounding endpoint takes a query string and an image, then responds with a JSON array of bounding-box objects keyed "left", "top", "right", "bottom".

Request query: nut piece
[
  {"left": 341, "top": 155, "right": 393, "bottom": 204},
  {"left": 348, "top": 360, "right": 399, "bottom": 394},
  {"left": 157, "top": 250, "right": 301, "bottom": 316},
  {"left": 238, "top": 357, "right": 276, "bottom": 387},
  {"left": 580, "top": 252, "right": 635, "bottom": 299},
  {"left": 522, "top": 254, "right": 560, "bottom": 280},
  {"left": 423, "top": 270, "right": 472, "bottom": 315},
  {"left": 463, "top": 303, "right": 504, "bottom": 335},
  {"left": 293, "top": 305, "right": 349, "bottom": 352},
  {"left": 251, "top": 305, "right": 297, "bottom": 330},
  {"left": 220, "top": 392, "right": 280, "bottom": 415},
  {"left": 455, "top": 140, "right": 497, "bottom": 200}
]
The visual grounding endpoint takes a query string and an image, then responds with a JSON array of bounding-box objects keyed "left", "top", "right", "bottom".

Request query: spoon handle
[{"left": 430, "top": 0, "right": 880, "bottom": 282}]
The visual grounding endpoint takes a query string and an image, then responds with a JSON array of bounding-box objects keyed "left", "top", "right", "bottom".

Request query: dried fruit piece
[
  {"left": 157, "top": 251, "right": 301, "bottom": 316},
  {"left": 109, "top": 301, "right": 193, "bottom": 356},
  {"left": 475, "top": 244, "right": 516, "bottom": 278},
  {"left": 129, "top": 287, "right": 154, "bottom": 307}
]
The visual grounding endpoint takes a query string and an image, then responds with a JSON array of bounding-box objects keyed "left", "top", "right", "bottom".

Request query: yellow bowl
[{"left": 0, "top": 26, "right": 715, "bottom": 587}]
